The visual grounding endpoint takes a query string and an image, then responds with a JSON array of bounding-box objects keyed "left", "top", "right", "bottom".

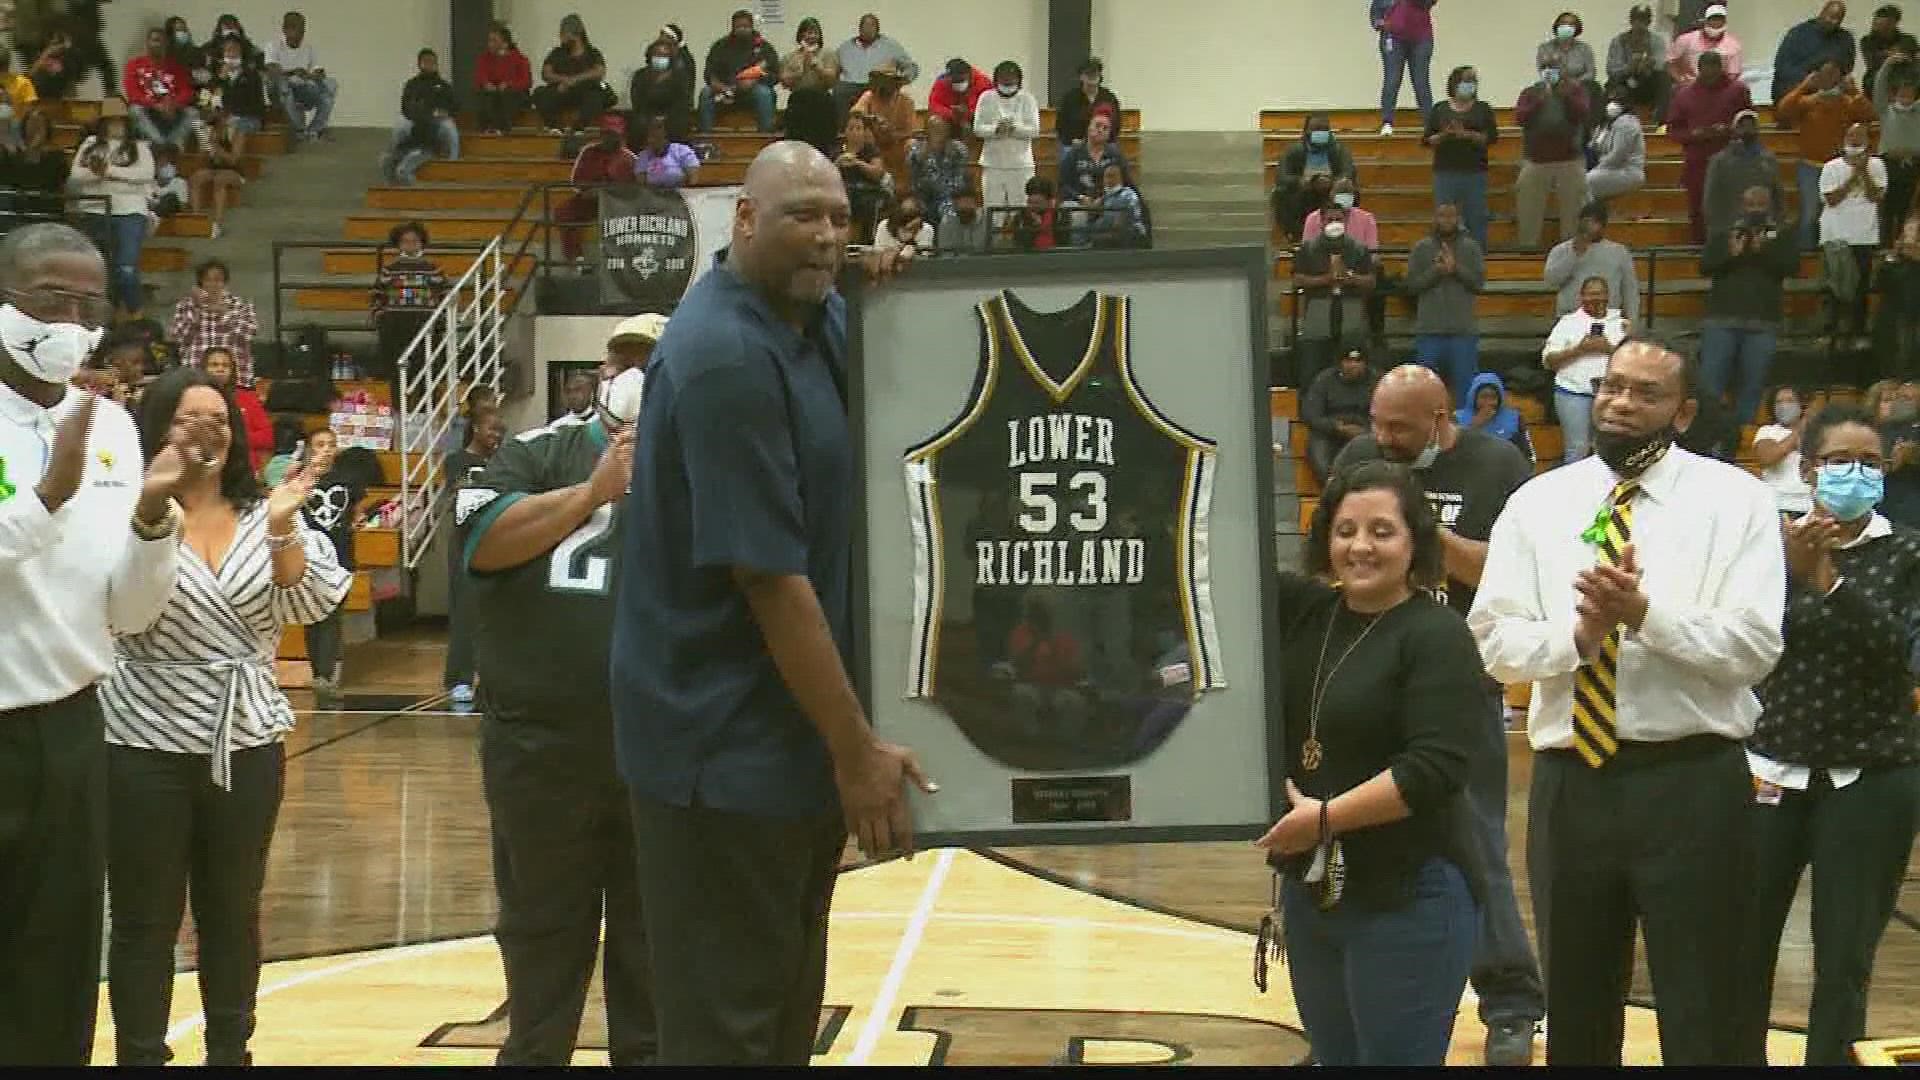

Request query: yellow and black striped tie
[{"left": 1571, "top": 478, "right": 1641, "bottom": 767}]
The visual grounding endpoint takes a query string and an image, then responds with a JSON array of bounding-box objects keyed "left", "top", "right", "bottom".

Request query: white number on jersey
[
  {"left": 1017, "top": 470, "right": 1108, "bottom": 535},
  {"left": 548, "top": 503, "right": 615, "bottom": 594}
]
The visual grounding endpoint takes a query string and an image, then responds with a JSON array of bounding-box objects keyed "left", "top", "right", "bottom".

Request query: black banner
[{"left": 597, "top": 185, "right": 695, "bottom": 309}]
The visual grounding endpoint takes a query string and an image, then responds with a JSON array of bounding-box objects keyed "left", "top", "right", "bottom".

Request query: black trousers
[
  {"left": 306, "top": 608, "right": 343, "bottom": 685},
  {"left": 442, "top": 561, "right": 476, "bottom": 690},
  {"left": 628, "top": 794, "right": 845, "bottom": 1065},
  {"left": 1527, "top": 735, "right": 1750, "bottom": 1066},
  {"left": 0, "top": 687, "right": 108, "bottom": 1065},
  {"left": 107, "top": 742, "right": 285, "bottom": 1066},
  {"left": 483, "top": 718, "right": 653, "bottom": 1066},
  {"left": 1736, "top": 765, "right": 1920, "bottom": 1066},
  {"left": 1886, "top": 157, "right": 1920, "bottom": 247},
  {"left": 532, "top": 82, "right": 614, "bottom": 130},
  {"left": 475, "top": 88, "right": 528, "bottom": 133}
]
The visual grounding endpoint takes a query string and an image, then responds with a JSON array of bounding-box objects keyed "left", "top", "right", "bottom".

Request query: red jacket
[
  {"left": 124, "top": 55, "right": 193, "bottom": 109},
  {"left": 927, "top": 67, "right": 990, "bottom": 125},
  {"left": 474, "top": 47, "right": 532, "bottom": 93},
  {"left": 570, "top": 144, "right": 638, "bottom": 185},
  {"left": 234, "top": 386, "right": 273, "bottom": 473}
]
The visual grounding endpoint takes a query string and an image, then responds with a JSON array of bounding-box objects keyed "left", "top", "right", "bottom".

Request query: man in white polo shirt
[{"left": 0, "top": 223, "right": 205, "bottom": 1065}]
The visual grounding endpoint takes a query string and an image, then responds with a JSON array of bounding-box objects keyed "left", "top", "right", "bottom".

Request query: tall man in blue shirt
[{"left": 612, "top": 142, "right": 934, "bottom": 1066}]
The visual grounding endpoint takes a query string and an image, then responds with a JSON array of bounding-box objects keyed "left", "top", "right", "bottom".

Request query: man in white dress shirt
[
  {"left": 0, "top": 224, "right": 203, "bottom": 1065},
  {"left": 1468, "top": 340, "right": 1786, "bottom": 1066}
]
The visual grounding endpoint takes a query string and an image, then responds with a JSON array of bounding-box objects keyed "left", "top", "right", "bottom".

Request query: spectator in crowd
[
  {"left": 1460, "top": 372, "right": 1537, "bottom": 463},
  {"left": 264, "top": 11, "right": 335, "bottom": 142},
  {"left": 441, "top": 402, "right": 503, "bottom": 709},
  {"left": 0, "top": 50, "right": 40, "bottom": 136},
  {"left": 659, "top": 22, "right": 699, "bottom": 80},
  {"left": 1879, "top": 385, "right": 1920, "bottom": 526},
  {"left": 700, "top": 9, "right": 779, "bottom": 135},
  {"left": 1607, "top": 5, "right": 1673, "bottom": 123},
  {"left": 635, "top": 114, "right": 700, "bottom": 190},
  {"left": 162, "top": 16, "right": 209, "bottom": 89},
  {"left": 975, "top": 60, "right": 1041, "bottom": 229},
  {"left": 124, "top": 26, "right": 194, "bottom": 152},
  {"left": 1546, "top": 201, "right": 1642, "bottom": 323},
  {"left": 369, "top": 222, "right": 448, "bottom": 382},
  {"left": 929, "top": 57, "right": 989, "bottom": 132},
  {"left": 1705, "top": 109, "right": 1787, "bottom": 238},
  {"left": 1751, "top": 385, "right": 1816, "bottom": 513},
  {"left": 1372, "top": 0, "right": 1438, "bottom": 135},
  {"left": 472, "top": 22, "right": 532, "bottom": 137},
  {"left": 778, "top": 18, "right": 838, "bottom": 154},
  {"left": 201, "top": 14, "right": 264, "bottom": 71},
  {"left": 1079, "top": 162, "right": 1148, "bottom": 249},
  {"left": 203, "top": 36, "right": 268, "bottom": 148},
  {"left": 1868, "top": 376, "right": 1908, "bottom": 423},
  {"left": 169, "top": 258, "right": 257, "bottom": 382},
  {"left": 187, "top": 109, "right": 246, "bottom": 240},
  {"left": 1302, "top": 178, "right": 1379, "bottom": 249},
  {"left": 1515, "top": 54, "right": 1592, "bottom": 249},
  {"left": 1540, "top": 10, "right": 1605, "bottom": 143},
  {"left": 851, "top": 59, "right": 916, "bottom": 178},
  {"left": 1055, "top": 58, "right": 1121, "bottom": 168},
  {"left": 1822, "top": 121, "right": 1887, "bottom": 353},
  {"left": 1669, "top": 3, "right": 1745, "bottom": 88},
  {"left": 21, "top": 28, "right": 73, "bottom": 102},
  {"left": 20, "top": 0, "right": 115, "bottom": 99},
  {"left": 1407, "top": 201, "right": 1487, "bottom": 406},
  {"left": 936, "top": 185, "right": 989, "bottom": 255},
  {"left": 1470, "top": 339, "right": 1785, "bottom": 1068},
  {"left": 1061, "top": 110, "right": 1131, "bottom": 203},
  {"left": 1874, "top": 40, "right": 1920, "bottom": 247},
  {"left": 1876, "top": 210, "right": 1920, "bottom": 371},
  {"left": 1779, "top": 59, "right": 1878, "bottom": 247},
  {"left": 0, "top": 104, "right": 66, "bottom": 229},
  {"left": 1669, "top": 50, "right": 1752, "bottom": 241},
  {"left": 1427, "top": 65, "right": 1499, "bottom": 249},
  {"left": 1292, "top": 203, "right": 1376, "bottom": 386},
  {"left": 1702, "top": 184, "right": 1801, "bottom": 438},
  {"left": 1587, "top": 86, "right": 1648, "bottom": 202},
  {"left": 1540, "top": 274, "right": 1631, "bottom": 464},
  {"left": 832, "top": 13, "right": 918, "bottom": 125},
  {"left": 874, "top": 194, "right": 933, "bottom": 257},
  {"left": 1273, "top": 113, "right": 1356, "bottom": 245},
  {"left": 1008, "top": 175, "right": 1068, "bottom": 252},
  {"left": 1300, "top": 346, "right": 1379, "bottom": 484},
  {"left": 836, "top": 113, "right": 891, "bottom": 245},
  {"left": 379, "top": 49, "right": 458, "bottom": 188},
  {"left": 1736, "top": 402, "right": 1920, "bottom": 1067},
  {"left": 1775, "top": 1, "right": 1859, "bottom": 104},
  {"left": 98, "top": 329, "right": 152, "bottom": 411},
  {"left": 1861, "top": 4, "right": 1918, "bottom": 88},
  {"left": 67, "top": 102, "right": 153, "bottom": 321},
  {"left": 197, "top": 345, "right": 271, "bottom": 473},
  {"left": 290, "top": 427, "right": 374, "bottom": 710},
  {"left": 908, "top": 113, "right": 969, "bottom": 222},
  {"left": 533, "top": 13, "right": 613, "bottom": 136},
  {"left": 554, "top": 114, "right": 638, "bottom": 268}
]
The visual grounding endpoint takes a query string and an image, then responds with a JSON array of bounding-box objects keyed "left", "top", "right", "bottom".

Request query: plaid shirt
[{"left": 168, "top": 291, "right": 258, "bottom": 385}]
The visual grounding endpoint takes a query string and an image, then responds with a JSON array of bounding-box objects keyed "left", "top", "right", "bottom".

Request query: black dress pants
[
  {"left": 107, "top": 741, "right": 285, "bottom": 1066},
  {"left": 475, "top": 88, "right": 528, "bottom": 133},
  {"left": 533, "top": 81, "right": 614, "bottom": 130},
  {"left": 0, "top": 687, "right": 108, "bottom": 1065},
  {"left": 628, "top": 793, "right": 845, "bottom": 1065}
]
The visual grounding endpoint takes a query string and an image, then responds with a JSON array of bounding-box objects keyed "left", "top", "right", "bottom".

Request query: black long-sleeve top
[
  {"left": 1271, "top": 573, "right": 1487, "bottom": 911},
  {"left": 400, "top": 72, "right": 457, "bottom": 125},
  {"left": 1701, "top": 223, "right": 1800, "bottom": 325}
]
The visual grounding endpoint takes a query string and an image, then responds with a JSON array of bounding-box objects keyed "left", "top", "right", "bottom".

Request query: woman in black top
[
  {"left": 1425, "top": 64, "right": 1500, "bottom": 250},
  {"left": 629, "top": 34, "right": 693, "bottom": 147},
  {"left": 836, "top": 112, "right": 891, "bottom": 245},
  {"left": 1256, "top": 460, "right": 1485, "bottom": 1066},
  {"left": 1736, "top": 404, "right": 1920, "bottom": 1067},
  {"left": 532, "top": 14, "right": 614, "bottom": 135},
  {"left": 164, "top": 16, "right": 211, "bottom": 87}
]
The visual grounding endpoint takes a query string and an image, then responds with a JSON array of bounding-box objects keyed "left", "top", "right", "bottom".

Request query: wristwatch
[{"left": 130, "top": 499, "right": 182, "bottom": 541}]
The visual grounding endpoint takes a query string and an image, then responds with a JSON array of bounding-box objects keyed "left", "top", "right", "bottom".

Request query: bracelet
[
  {"left": 266, "top": 527, "right": 301, "bottom": 552},
  {"left": 130, "top": 500, "right": 180, "bottom": 541}
]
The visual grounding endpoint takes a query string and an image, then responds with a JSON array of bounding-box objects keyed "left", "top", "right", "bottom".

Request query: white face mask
[
  {"left": 1332, "top": 192, "right": 1356, "bottom": 209},
  {"left": 1703, "top": 24, "right": 1725, "bottom": 39},
  {"left": 1775, "top": 400, "right": 1803, "bottom": 424},
  {"left": 0, "top": 304, "right": 104, "bottom": 386},
  {"left": 997, "top": 83, "right": 1018, "bottom": 96},
  {"left": 1323, "top": 220, "right": 1348, "bottom": 240},
  {"left": 1846, "top": 144, "right": 1868, "bottom": 157},
  {"left": 597, "top": 366, "right": 646, "bottom": 426},
  {"left": 1606, "top": 101, "right": 1625, "bottom": 118}
]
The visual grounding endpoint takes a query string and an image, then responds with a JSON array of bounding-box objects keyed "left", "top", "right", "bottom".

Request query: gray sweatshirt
[
  {"left": 1544, "top": 236, "right": 1642, "bottom": 323},
  {"left": 1874, "top": 60, "right": 1920, "bottom": 158},
  {"left": 1404, "top": 232, "right": 1486, "bottom": 335}
]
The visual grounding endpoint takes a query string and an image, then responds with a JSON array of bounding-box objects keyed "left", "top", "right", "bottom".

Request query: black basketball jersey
[
  {"left": 903, "top": 290, "right": 1223, "bottom": 771},
  {"left": 454, "top": 419, "right": 624, "bottom": 720}
]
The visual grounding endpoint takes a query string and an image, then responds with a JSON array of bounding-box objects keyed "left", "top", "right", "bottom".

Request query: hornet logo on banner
[{"left": 598, "top": 186, "right": 695, "bottom": 309}]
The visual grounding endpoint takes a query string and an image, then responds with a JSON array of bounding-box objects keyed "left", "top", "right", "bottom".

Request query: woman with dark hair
[
  {"left": 169, "top": 258, "right": 258, "bottom": 382},
  {"left": 1425, "top": 64, "right": 1499, "bottom": 248},
  {"left": 631, "top": 32, "right": 695, "bottom": 146},
  {"left": 1736, "top": 402, "right": 1920, "bottom": 1066},
  {"left": 779, "top": 17, "right": 840, "bottom": 155},
  {"left": 1256, "top": 459, "right": 1485, "bottom": 1066},
  {"left": 102, "top": 367, "right": 349, "bottom": 1066},
  {"left": 473, "top": 22, "right": 532, "bottom": 136},
  {"left": 200, "top": 346, "right": 271, "bottom": 473},
  {"left": 532, "top": 13, "right": 613, "bottom": 135},
  {"left": 67, "top": 102, "right": 154, "bottom": 319},
  {"left": 201, "top": 13, "right": 264, "bottom": 72},
  {"left": 164, "top": 16, "right": 211, "bottom": 87},
  {"left": 835, "top": 112, "right": 891, "bottom": 244}
]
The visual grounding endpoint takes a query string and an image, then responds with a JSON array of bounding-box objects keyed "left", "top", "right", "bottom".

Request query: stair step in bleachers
[
  {"left": 289, "top": 283, "right": 518, "bottom": 313},
  {"left": 1270, "top": 249, "right": 1825, "bottom": 281},
  {"left": 343, "top": 212, "right": 535, "bottom": 243},
  {"left": 1283, "top": 216, "right": 1703, "bottom": 248},
  {"left": 1266, "top": 156, "right": 1795, "bottom": 190},
  {"left": 321, "top": 248, "right": 537, "bottom": 277},
  {"left": 1266, "top": 106, "right": 1778, "bottom": 133},
  {"left": 1263, "top": 127, "right": 1798, "bottom": 166},
  {"left": 462, "top": 106, "right": 1143, "bottom": 136}
]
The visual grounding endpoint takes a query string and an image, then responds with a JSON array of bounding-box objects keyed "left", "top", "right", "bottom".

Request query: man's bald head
[
  {"left": 743, "top": 140, "right": 838, "bottom": 198},
  {"left": 733, "top": 141, "right": 851, "bottom": 318},
  {"left": 1369, "top": 364, "right": 1457, "bottom": 462},
  {"left": 1374, "top": 364, "right": 1452, "bottom": 414}
]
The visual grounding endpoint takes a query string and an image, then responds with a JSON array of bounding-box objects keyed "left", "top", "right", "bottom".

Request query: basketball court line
[
  {"left": 846, "top": 849, "right": 955, "bottom": 1065},
  {"left": 284, "top": 693, "right": 452, "bottom": 762}
]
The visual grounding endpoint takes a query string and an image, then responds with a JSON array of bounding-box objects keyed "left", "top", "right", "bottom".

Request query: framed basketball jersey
[{"left": 902, "top": 289, "right": 1224, "bottom": 771}]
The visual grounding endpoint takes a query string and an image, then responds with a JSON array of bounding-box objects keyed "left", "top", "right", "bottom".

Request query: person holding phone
[{"left": 1542, "top": 275, "right": 1632, "bottom": 464}]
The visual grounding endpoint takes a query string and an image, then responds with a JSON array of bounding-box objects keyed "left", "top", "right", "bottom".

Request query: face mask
[
  {"left": 1556, "top": 23, "right": 1577, "bottom": 40},
  {"left": 1308, "top": 129, "right": 1331, "bottom": 147},
  {"left": 650, "top": 55, "right": 671, "bottom": 71},
  {"left": 1816, "top": 463, "right": 1885, "bottom": 521},
  {"left": 951, "top": 80, "right": 969, "bottom": 94},
  {"left": 597, "top": 366, "right": 646, "bottom": 426},
  {"left": 734, "top": 28, "right": 755, "bottom": 40},
  {"left": 1592, "top": 423, "right": 1676, "bottom": 479},
  {"left": 1322, "top": 221, "right": 1347, "bottom": 240},
  {"left": 223, "top": 57, "right": 241, "bottom": 70},
  {"left": 1899, "top": 100, "right": 1919, "bottom": 112},
  {"left": 1606, "top": 100, "right": 1625, "bottom": 118},
  {"left": 1333, "top": 192, "right": 1356, "bottom": 209},
  {"left": 1103, "top": 183, "right": 1120, "bottom": 196},
  {"left": 0, "top": 304, "right": 104, "bottom": 386},
  {"left": 158, "top": 163, "right": 176, "bottom": 181},
  {"left": 1457, "top": 80, "right": 1478, "bottom": 98},
  {"left": 1846, "top": 144, "right": 1868, "bottom": 158},
  {"left": 1774, "top": 401, "right": 1802, "bottom": 425},
  {"left": 1704, "top": 25, "right": 1725, "bottom": 39},
  {"left": 1542, "top": 68, "right": 1562, "bottom": 85},
  {"left": 999, "top": 83, "right": 1020, "bottom": 97},
  {"left": 173, "top": 30, "right": 190, "bottom": 44},
  {"left": 1411, "top": 419, "right": 1442, "bottom": 470},
  {"left": 1738, "top": 128, "right": 1759, "bottom": 145}
]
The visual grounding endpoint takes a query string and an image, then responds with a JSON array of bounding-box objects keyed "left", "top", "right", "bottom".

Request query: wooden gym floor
[{"left": 90, "top": 634, "right": 1920, "bottom": 1066}]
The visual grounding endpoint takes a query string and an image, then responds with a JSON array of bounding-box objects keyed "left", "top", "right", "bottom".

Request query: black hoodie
[{"left": 401, "top": 71, "right": 458, "bottom": 127}]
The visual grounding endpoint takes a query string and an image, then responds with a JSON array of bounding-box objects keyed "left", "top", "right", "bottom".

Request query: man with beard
[
  {"left": 1469, "top": 340, "right": 1786, "bottom": 1065},
  {"left": 1331, "top": 364, "right": 1542, "bottom": 1065}
]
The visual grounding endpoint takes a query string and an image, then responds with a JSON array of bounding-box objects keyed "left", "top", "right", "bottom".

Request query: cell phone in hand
[{"left": 1590, "top": 322, "right": 1606, "bottom": 338}]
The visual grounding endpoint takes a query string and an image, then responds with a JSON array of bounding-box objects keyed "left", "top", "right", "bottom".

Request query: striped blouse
[{"left": 100, "top": 503, "right": 351, "bottom": 788}]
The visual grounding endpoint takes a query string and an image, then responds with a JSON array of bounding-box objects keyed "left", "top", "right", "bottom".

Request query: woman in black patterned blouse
[{"left": 1737, "top": 403, "right": 1920, "bottom": 1066}]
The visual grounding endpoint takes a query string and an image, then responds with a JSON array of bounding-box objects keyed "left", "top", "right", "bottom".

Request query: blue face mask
[
  {"left": 1456, "top": 80, "right": 1478, "bottom": 98},
  {"left": 1308, "top": 129, "right": 1331, "bottom": 147},
  {"left": 649, "top": 55, "right": 670, "bottom": 71},
  {"left": 1816, "top": 463, "right": 1885, "bottom": 521},
  {"left": 1556, "top": 23, "right": 1578, "bottom": 41}
]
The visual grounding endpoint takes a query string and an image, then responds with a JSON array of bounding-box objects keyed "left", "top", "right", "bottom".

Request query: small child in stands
[
  {"left": 442, "top": 402, "right": 505, "bottom": 711},
  {"left": 369, "top": 220, "right": 448, "bottom": 382},
  {"left": 1078, "top": 161, "right": 1147, "bottom": 249},
  {"left": 148, "top": 144, "right": 189, "bottom": 223},
  {"left": 1008, "top": 175, "right": 1067, "bottom": 252}
]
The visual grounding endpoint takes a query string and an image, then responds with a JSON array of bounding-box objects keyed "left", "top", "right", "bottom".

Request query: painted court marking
[{"left": 845, "top": 848, "right": 955, "bottom": 1065}]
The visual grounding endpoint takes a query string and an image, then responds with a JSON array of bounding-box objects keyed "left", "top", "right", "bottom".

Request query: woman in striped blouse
[{"left": 102, "top": 368, "right": 351, "bottom": 1067}]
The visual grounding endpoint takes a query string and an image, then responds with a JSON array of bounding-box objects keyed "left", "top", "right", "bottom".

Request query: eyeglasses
[
  {"left": 1590, "top": 376, "right": 1672, "bottom": 406},
  {"left": 3, "top": 286, "right": 113, "bottom": 328},
  {"left": 1814, "top": 455, "right": 1885, "bottom": 475}
]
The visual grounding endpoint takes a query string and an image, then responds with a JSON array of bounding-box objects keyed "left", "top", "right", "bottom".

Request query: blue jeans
[
  {"left": 273, "top": 73, "right": 338, "bottom": 135},
  {"left": 1283, "top": 858, "right": 1480, "bottom": 1066},
  {"left": 1797, "top": 160, "right": 1823, "bottom": 250},
  {"left": 383, "top": 116, "right": 460, "bottom": 184},
  {"left": 130, "top": 104, "right": 196, "bottom": 150},
  {"left": 1433, "top": 170, "right": 1489, "bottom": 251},
  {"left": 1464, "top": 692, "right": 1545, "bottom": 1027},
  {"left": 698, "top": 81, "right": 775, "bottom": 132},
  {"left": 1415, "top": 333, "right": 1480, "bottom": 408},
  {"left": 1553, "top": 388, "right": 1595, "bottom": 465},
  {"left": 1699, "top": 324, "right": 1778, "bottom": 438},
  {"left": 106, "top": 213, "right": 145, "bottom": 312},
  {"left": 1380, "top": 36, "right": 1435, "bottom": 125}
]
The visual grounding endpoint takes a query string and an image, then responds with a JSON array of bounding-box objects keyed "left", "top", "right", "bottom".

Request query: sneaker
[
  {"left": 449, "top": 684, "right": 475, "bottom": 713},
  {"left": 1484, "top": 1021, "right": 1536, "bottom": 1067},
  {"left": 1379, "top": 122, "right": 1394, "bottom": 136},
  {"left": 312, "top": 676, "right": 344, "bottom": 711},
  {"left": 209, "top": 222, "right": 222, "bottom": 240}
]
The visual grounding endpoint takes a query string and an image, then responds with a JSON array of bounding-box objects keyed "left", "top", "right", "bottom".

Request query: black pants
[
  {"left": 628, "top": 794, "right": 844, "bottom": 1065},
  {"left": 475, "top": 88, "right": 528, "bottom": 133},
  {"left": 1736, "top": 765, "right": 1920, "bottom": 1066},
  {"left": 443, "top": 559, "right": 476, "bottom": 690},
  {"left": 1886, "top": 157, "right": 1920, "bottom": 247},
  {"left": 1527, "top": 735, "right": 1750, "bottom": 1066},
  {"left": 306, "top": 608, "right": 342, "bottom": 684},
  {"left": 483, "top": 719, "right": 653, "bottom": 1065},
  {"left": 532, "top": 81, "right": 614, "bottom": 130},
  {"left": 0, "top": 687, "right": 108, "bottom": 1065},
  {"left": 1827, "top": 244, "right": 1877, "bottom": 340},
  {"left": 107, "top": 742, "right": 284, "bottom": 1066},
  {"left": 781, "top": 87, "right": 838, "bottom": 157}
]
